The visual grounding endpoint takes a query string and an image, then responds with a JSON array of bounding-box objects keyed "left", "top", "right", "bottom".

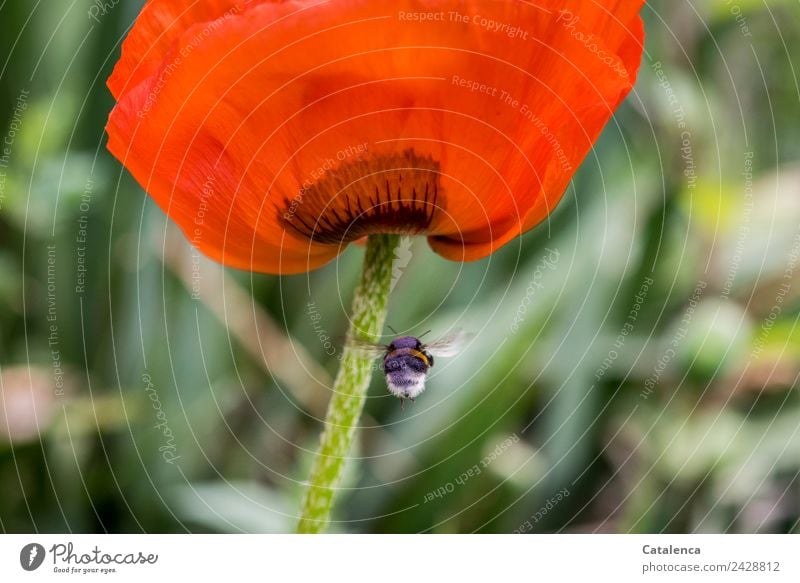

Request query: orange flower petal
[
  {"left": 108, "top": 0, "right": 257, "bottom": 101},
  {"left": 108, "top": 0, "right": 645, "bottom": 274}
]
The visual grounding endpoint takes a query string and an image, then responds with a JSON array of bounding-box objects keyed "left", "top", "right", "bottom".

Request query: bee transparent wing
[
  {"left": 423, "top": 329, "right": 473, "bottom": 358},
  {"left": 346, "top": 338, "right": 387, "bottom": 359}
]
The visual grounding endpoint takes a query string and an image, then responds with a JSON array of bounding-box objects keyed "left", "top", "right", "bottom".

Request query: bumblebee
[{"left": 353, "top": 329, "right": 471, "bottom": 406}]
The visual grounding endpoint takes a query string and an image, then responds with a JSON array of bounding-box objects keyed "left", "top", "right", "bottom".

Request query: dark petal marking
[{"left": 279, "top": 149, "right": 441, "bottom": 244}]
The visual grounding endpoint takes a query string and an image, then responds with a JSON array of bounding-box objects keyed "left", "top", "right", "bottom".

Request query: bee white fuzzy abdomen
[{"left": 386, "top": 372, "right": 427, "bottom": 400}]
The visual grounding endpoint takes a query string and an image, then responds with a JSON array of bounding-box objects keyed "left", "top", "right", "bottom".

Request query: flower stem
[{"left": 297, "top": 233, "right": 399, "bottom": 533}]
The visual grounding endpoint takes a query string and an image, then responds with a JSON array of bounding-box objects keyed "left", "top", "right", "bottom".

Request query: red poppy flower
[{"left": 107, "top": 0, "right": 644, "bottom": 274}]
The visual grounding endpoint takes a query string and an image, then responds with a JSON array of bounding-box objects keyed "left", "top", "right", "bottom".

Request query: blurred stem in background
[{"left": 297, "top": 234, "right": 398, "bottom": 533}]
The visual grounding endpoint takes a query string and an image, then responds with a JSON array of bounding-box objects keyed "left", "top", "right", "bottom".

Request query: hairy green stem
[{"left": 297, "top": 233, "right": 398, "bottom": 533}]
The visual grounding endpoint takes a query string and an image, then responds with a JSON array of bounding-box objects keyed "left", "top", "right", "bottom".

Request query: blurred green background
[{"left": 1, "top": 0, "right": 799, "bottom": 534}]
